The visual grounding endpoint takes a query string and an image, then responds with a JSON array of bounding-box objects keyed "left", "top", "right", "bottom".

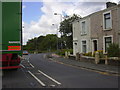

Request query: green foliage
[
  {"left": 56, "top": 50, "right": 65, "bottom": 56},
  {"left": 39, "top": 34, "right": 58, "bottom": 51},
  {"left": 23, "top": 34, "right": 58, "bottom": 52},
  {"left": 84, "top": 52, "right": 92, "bottom": 57},
  {"left": 84, "top": 50, "right": 104, "bottom": 58},
  {"left": 92, "top": 50, "right": 104, "bottom": 58},
  {"left": 56, "top": 49, "right": 73, "bottom": 56},
  {"left": 107, "top": 43, "right": 120, "bottom": 57},
  {"left": 59, "top": 14, "right": 81, "bottom": 49}
]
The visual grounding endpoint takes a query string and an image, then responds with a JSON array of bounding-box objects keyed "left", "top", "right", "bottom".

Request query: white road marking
[
  {"left": 27, "top": 60, "right": 34, "bottom": 68},
  {"left": 38, "top": 70, "right": 61, "bottom": 85},
  {"left": 49, "top": 84, "right": 56, "bottom": 87},
  {"left": 28, "top": 71, "right": 46, "bottom": 87},
  {"left": 49, "top": 58, "right": 53, "bottom": 61},
  {"left": 20, "top": 64, "right": 25, "bottom": 68},
  {"left": 29, "top": 63, "right": 35, "bottom": 68}
]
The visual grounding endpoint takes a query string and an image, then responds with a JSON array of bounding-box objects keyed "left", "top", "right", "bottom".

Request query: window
[
  {"left": 82, "top": 40, "right": 87, "bottom": 53},
  {"left": 81, "top": 21, "right": 86, "bottom": 35},
  {"left": 104, "top": 37, "right": 112, "bottom": 52},
  {"left": 103, "top": 11, "right": 112, "bottom": 30}
]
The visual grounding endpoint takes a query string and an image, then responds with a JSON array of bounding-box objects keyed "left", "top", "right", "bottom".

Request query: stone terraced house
[{"left": 72, "top": 2, "right": 120, "bottom": 56}]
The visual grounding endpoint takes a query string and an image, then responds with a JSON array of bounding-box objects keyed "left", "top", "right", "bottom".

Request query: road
[{"left": 2, "top": 53, "right": 119, "bottom": 88}]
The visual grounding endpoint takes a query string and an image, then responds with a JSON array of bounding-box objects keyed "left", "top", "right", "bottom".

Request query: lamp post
[
  {"left": 54, "top": 13, "right": 63, "bottom": 49},
  {"left": 54, "top": 13, "right": 62, "bottom": 23},
  {"left": 52, "top": 24, "right": 58, "bottom": 50}
]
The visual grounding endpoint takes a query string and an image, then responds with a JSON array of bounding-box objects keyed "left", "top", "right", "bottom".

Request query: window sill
[
  {"left": 103, "top": 28, "right": 112, "bottom": 31},
  {"left": 81, "top": 34, "right": 87, "bottom": 36}
]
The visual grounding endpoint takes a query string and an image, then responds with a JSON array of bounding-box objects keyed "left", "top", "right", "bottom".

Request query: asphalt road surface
[{"left": 2, "top": 53, "right": 119, "bottom": 88}]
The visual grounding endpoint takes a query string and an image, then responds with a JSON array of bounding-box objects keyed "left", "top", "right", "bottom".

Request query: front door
[{"left": 93, "top": 40, "right": 98, "bottom": 52}]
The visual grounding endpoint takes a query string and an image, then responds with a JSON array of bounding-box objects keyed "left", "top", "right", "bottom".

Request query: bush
[
  {"left": 84, "top": 52, "right": 92, "bottom": 57},
  {"left": 107, "top": 43, "right": 120, "bottom": 57},
  {"left": 98, "top": 50, "right": 104, "bottom": 58},
  {"left": 56, "top": 49, "right": 73, "bottom": 56},
  {"left": 84, "top": 50, "right": 104, "bottom": 58},
  {"left": 92, "top": 50, "right": 104, "bottom": 58}
]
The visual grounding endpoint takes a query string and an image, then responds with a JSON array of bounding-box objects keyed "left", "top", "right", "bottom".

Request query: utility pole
[
  {"left": 54, "top": 13, "right": 63, "bottom": 49},
  {"left": 52, "top": 24, "right": 58, "bottom": 50}
]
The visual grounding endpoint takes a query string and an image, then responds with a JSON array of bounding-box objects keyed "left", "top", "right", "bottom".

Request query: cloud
[
  {"left": 23, "top": 1, "right": 114, "bottom": 45},
  {"left": 22, "top": 5, "right": 26, "bottom": 9}
]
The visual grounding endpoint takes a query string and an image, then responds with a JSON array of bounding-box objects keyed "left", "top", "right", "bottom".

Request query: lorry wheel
[{"left": 12, "top": 68, "right": 18, "bottom": 71}]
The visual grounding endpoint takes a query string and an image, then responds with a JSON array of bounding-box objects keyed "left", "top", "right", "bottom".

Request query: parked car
[{"left": 23, "top": 51, "right": 29, "bottom": 55}]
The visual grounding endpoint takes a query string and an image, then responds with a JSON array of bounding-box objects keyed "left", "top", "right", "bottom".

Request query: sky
[{"left": 22, "top": 0, "right": 120, "bottom": 45}]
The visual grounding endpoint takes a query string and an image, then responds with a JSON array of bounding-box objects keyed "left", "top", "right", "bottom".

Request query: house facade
[
  {"left": 91, "top": 3, "right": 120, "bottom": 53},
  {"left": 73, "top": 19, "right": 80, "bottom": 55},
  {"left": 118, "top": 4, "right": 120, "bottom": 48},
  {"left": 72, "top": 16, "right": 91, "bottom": 55},
  {"left": 72, "top": 2, "right": 120, "bottom": 56}
]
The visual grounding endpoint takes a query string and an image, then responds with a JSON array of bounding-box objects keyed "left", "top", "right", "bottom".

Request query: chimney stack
[{"left": 106, "top": 2, "right": 117, "bottom": 8}]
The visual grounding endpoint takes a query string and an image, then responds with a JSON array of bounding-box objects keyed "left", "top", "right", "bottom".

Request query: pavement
[{"left": 50, "top": 54, "right": 120, "bottom": 75}]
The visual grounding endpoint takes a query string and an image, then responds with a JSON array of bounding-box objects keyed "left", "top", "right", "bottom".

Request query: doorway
[{"left": 92, "top": 39, "right": 98, "bottom": 52}]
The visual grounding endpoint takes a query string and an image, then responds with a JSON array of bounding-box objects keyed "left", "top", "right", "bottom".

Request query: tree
[
  {"left": 25, "top": 38, "right": 36, "bottom": 51},
  {"left": 59, "top": 14, "right": 81, "bottom": 49},
  {"left": 37, "top": 36, "right": 45, "bottom": 51},
  {"left": 42, "top": 34, "right": 58, "bottom": 51},
  {"left": 23, "top": 34, "right": 58, "bottom": 52}
]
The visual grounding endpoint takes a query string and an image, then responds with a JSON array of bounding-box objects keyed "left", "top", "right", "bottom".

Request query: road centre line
[
  {"left": 27, "top": 60, "right": 35, "bottom": 68},
  {"left": 20, "top": 64, "right": 25, "bottom": 68},
  {"left": 28, "top": 71, "right": 46, "bottom": 87},
  {"left": 38, "top": 70, "right": 61, "bottom": 85},
  {"left": 29, "top": 63, "right": 35, "bottom": 68}
]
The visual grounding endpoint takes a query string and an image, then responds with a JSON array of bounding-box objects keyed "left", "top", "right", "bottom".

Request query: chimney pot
[{"left": 106, "top": 2, "right": 117, "bottom": 8}]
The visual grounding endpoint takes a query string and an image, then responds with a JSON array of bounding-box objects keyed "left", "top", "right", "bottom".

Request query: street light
[
  {"left": 54, "top": 13, "right": 62, "bottom": 23},
  {"left": 52, "top": 24, "right": 58, "bottom": 50},
  {"left": 54, "top": 13, "right": 63, "bottom": 49}
]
